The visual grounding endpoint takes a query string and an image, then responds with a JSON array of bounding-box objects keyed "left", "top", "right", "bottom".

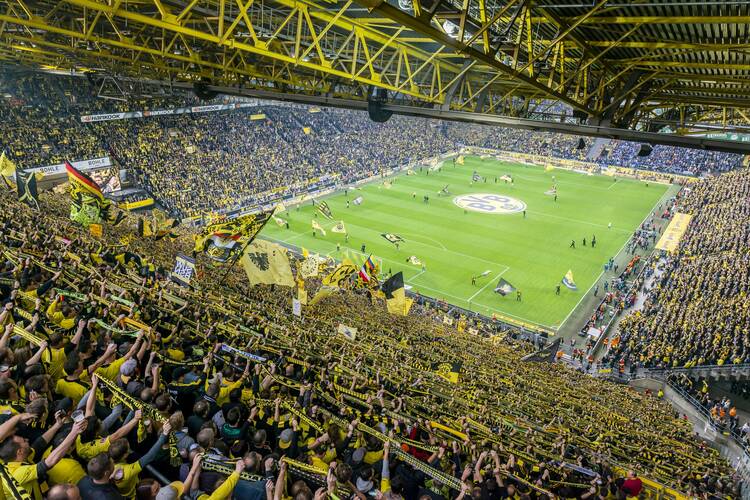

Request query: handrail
[
  {"left": 641, "top": 363, "right": 750, "bottom": 377},
  {"left": 665, "top": 379, "right": 750, "bottom": 455}
]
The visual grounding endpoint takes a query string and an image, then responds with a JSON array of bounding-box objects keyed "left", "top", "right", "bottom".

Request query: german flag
[
  {"left": 65, "top": 161, "right": 104, "bottom": 201},
  {"left": 66, "top": 161, "right": 124, "bottom": 226}
]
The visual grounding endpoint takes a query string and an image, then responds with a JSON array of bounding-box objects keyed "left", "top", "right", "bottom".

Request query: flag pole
[{"left": 219, "top": 237, "right": 255, "bottom": 285}]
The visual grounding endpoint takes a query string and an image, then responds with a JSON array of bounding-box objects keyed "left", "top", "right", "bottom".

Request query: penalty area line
[{"left": 466, "top": 267, "right": 510, "bottom": 302}]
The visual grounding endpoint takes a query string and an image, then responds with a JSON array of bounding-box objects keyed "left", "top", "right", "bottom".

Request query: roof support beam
[{"left": 354, "top": 0, "right": 596, "bottom": 116}]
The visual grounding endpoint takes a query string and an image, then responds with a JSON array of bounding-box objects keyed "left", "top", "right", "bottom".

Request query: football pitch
[{"left": 262, "top": 156, "right": 669, "bottom": 329}]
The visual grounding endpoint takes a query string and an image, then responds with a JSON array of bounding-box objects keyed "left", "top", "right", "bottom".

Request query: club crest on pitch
[{"left": 453, "top": 193, "right": 526, "bottom": 214}]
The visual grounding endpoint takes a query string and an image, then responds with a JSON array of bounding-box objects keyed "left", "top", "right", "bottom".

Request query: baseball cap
[
  {"left": 278, "top": 428, "right": 294, "bottom": 450},
  {"left": 119, "top": 358, "right": 137, "bottom": 384}
]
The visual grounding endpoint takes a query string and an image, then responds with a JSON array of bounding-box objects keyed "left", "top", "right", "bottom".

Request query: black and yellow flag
[
  {"left": 138, "top": 218, "right": 154, "bottom": 238},
  {"left": 382, "top": 272, "right": 413, "bottom": 316},
  {"left": 317, "top": 201, "right": 334, "bottom": 220},
  {"left": 321, "top": 260, "right": 357, "bottom": 288},
  {"left": 431, "top": 361, "right": 462, "bottom": 384},
  {"left": 66, "top": 161, "right": 124, "bottom": 227},
  {"left": 381, "top": 233, "right": 405, "bottom": 245},
  {"left": 240, "top": 239, "right": 295, "bottom": 287},
  {"left": 16, "top": 170, "right": 39, "bottom": 210},
  {"left": 194, "top": 210, "right": 272, "bottom": 262}
]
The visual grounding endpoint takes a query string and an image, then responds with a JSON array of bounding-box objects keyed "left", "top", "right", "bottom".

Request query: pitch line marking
[
  {"left": 555, "top": 186, "right": 674, "bottom": 330},
  {"left": 409, "top": 269, "right": 427, "bottom": 282},
  {"left": 402, "top": 280, "right": 556, "bottom": 330},
  {"left": 399, "top": 232, "right": 447, "bottom": 251},
  {"left": 467, "top": 267, "right": 510, "bottom": 302},
  {"left": 526, "top": 210, "right": 630, "bottom": 234}
]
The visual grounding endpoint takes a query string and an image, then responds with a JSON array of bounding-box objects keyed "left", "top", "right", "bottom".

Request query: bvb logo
[
  {"left": 453, "top": 193, "right": 526, "bottom": 214},
  {"left": 436, "top": 363, "right": 452, "bottom": 377}
]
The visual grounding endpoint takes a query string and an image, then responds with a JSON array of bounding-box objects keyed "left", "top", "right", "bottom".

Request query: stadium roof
[{"left": 2, "top": 0, "right": 750, "bottom": 143}]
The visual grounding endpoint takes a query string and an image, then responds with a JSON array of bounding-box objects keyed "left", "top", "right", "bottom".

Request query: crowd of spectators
[
  {"left": 603, "top": 169, "right": 750, "bottom": 370},
  {"left": 596, "top": 142, "right": 742, "bottom": 176},
  {"left": 0, "top": 187, "right": 740, "bottom": 499},
  {"left": 1, "top": 67, "right": 745, "bottom": 218}
]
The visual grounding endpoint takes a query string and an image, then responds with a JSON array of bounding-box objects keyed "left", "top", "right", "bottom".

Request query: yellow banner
[
  {"left": 655, "top": 212, "right": 693, "bottom": 252},
  {"left": 120, "top": 198, "right": 155, "bottom": 210},
  {"left": 250, "top": 113, "right": 266, "bottom": 120}
]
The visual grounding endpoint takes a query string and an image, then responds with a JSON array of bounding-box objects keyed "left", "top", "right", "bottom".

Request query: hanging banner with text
[{"left": 655, "top": 212, "right": 693, "bottom": 252}]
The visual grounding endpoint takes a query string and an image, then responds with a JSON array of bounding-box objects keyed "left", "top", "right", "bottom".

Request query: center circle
[{"left": 453, "top": 193, "right": 526, "bottom": 214}]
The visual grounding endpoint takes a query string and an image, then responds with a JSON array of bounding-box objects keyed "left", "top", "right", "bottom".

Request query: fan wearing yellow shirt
[
  {"left": 55, "top": 354, "right": 90, "bottom": 407},
  {"left": 45, "top": 294, "right": 77, "bottom": 331},
  {"left": 75, "top": 375, "right": 143, "bottom": 460},
  {"left": 0, "top": 412, "right": 88, "bottom": 500},
  {"left": 95, "top": 332, "right": 146, "bottom": 383},
  {"left": 109, "top": 421, "right": 172, "bottom": 498}
]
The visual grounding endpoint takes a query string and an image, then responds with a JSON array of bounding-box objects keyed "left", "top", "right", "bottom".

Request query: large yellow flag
[
  {"left": 241, "top": 239, "right": 295, "bottom": 287},
  {"left": 309, "top": 285, "right": 337, "bottom": 306},
  {"left": 382, "top": 272, "right": 412, "bottom": 316},
  {"left": 312, "top": 219, "right": 326, "bottom": 236},
  {"left": 0, "top": 151, "right": 17, "bottom": 179},
  {"left": 321, "top": 259, "right": 357, "bottom": 288}
]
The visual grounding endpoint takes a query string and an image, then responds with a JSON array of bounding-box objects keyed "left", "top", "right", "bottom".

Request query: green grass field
[{"left": 262, "top": 156, "right": 669, "bottom": 329}]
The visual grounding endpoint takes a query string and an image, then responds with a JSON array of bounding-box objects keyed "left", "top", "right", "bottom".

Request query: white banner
[
  {"left": 142, "top": 109, "right": 174, "bottom": 117},
  {"left": 80, "top": 112, "right": 141, "bottom": 122},
  {"left": 27, "top": 156, "right": 113, "bottom": 176},
  {"left": 191, "top": 104, "right": 225, "bottom": 113},
  {"left": 80, "top": 101, "right": 272, "bottom": 123}
]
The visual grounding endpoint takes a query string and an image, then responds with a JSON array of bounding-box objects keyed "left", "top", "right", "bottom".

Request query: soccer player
[
  {"left": 592, "top": 235, "right": 597, "bottom": 248},
  {"left": 516, "top": 290, "right": 522, "bottom": 301},
  {"left": 570, "top": 240, "right": 575, "bottom": 248},
  {"left": 471, "top": 276, "right": 476, "bottom": 286},
  {"left": 361, "top": 244, "right": 366, "bottom": 253},
  {"left": 556, "top": 284, "right": 561, "bottom": 295},
  {"left": 583, "top": 238, "right": 586, "bottom": 246}
]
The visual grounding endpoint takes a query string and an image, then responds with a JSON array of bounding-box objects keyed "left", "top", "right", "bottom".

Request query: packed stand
[
  {"left": 603, "top": 169, "right": 750, "bottom": 370},
  {"left": 597, "top": 141, "right": 743, "bottom": 176},
  {"left": 1, "top": 66, "right": 745, "bottom": 220},
  {"left": 0, "top": 186, "right": 740, "bottom": 499},
  {"left": 99, "top": 108, "right": 455, "bottom": 218}
]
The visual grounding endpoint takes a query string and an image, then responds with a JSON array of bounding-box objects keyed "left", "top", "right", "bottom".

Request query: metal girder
[
  {"left": 354, "top": 0, "right": 598, "bottom": 116},
  {"left": 575, "top": 15, "right": 750, "bottom": 25},
  {"left": 0, "top": 0, "right": 528, "bottom": 107},
  {"left": 0, "top": 0, "right": 750, "bottom": 135}
]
